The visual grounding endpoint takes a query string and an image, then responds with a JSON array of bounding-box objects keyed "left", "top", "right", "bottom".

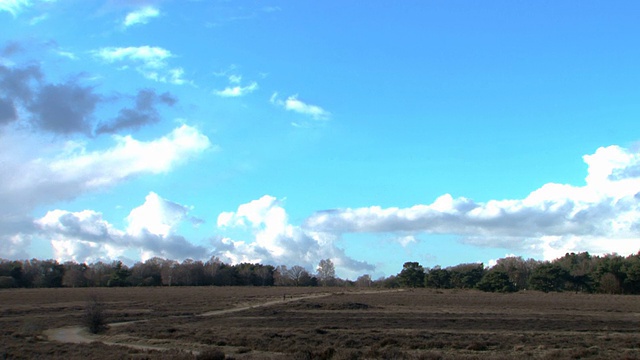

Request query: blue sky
[{"left": 1, "top": 1, "right": 639, "bottom": 278}]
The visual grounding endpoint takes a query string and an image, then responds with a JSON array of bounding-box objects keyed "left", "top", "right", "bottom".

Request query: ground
[{"left": 1, "top": 287, "right": 639, "bottom": 359}]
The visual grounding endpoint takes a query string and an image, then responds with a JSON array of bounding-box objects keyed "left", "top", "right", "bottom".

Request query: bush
[
  {"left": 83, "top": 295, "right": 108, "bottom": 334},
  {"left": 196, "top": 349, "right": 225, "bottom": 360},
  {"left": 476, "top": 271, "right": 516, "bottom": 293}
]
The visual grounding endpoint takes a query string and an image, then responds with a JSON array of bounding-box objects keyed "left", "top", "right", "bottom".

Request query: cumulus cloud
[
  {"left": 0, "top": 124, "right": 211, "bottom": 256},
  {"left": 92, "top": 46, "right": 187, "bottom": 84},
  {"left": 128, "top": 192, "right": 195, "bottom": 237},
  {"left": 215, "top": 195, "right": 374, "bottom": 278},
  {"left": 270, "top": 92, "right": 330, "bottom": 120},
  {"left": 96, "top": 89, "right": 176, "bottom": 134},
  {"left": 123, "top": 6, "right": 160, "bottom": 27},
  {"left": 36, "top": 192, "right": 208, "bottom": 264},
  {"left": 304, "top": 145, "right": 640, "bottom": 261}
]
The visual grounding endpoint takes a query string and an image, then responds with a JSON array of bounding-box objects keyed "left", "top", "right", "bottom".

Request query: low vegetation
[
  {"left": 1, "top": 287, "right": 639, "bottom": 359},
  {"left": 83, "top": 294, "right": 108, "bottom": 334}
]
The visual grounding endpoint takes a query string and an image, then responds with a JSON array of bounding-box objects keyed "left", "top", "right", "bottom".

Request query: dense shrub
[
  {"left": 196, "top": 349, "right": 225, "bottom": 360},
  {"left": 476, "top": 271, "right": 516, "bottom": 293},
  {"left": 83, "top": 295, "right": 108, "bottom": 334}
]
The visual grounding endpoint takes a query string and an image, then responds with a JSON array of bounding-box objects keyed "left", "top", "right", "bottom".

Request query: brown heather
[{"left": 1, "top": 287, "right": 639, "bottom": 359}]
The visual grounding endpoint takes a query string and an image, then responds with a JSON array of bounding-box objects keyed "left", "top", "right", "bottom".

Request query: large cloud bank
[
  {"left": 4, "top": 143, "right": 640, "bottom": 276},
  {"left": 305, "top": 145, "right": 640, "bottom": 261}
]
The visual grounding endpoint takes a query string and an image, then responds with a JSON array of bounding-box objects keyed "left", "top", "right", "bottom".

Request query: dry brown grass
[{"left": 1, "top": 287, "right": 639, "bottom": 359}]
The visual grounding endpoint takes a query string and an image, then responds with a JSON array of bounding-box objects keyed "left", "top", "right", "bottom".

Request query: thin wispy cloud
[
  {"left": 271, "top": 92, "right": 331, "bottom": 120},
  {"left": 214, "top": 82, "right": 258, "bottom": 97},
  {"left": 0, "top": 0, "right": 55, "bottom": 16},
  {"left": 124, "top": 6, "right": 160, "bottom": 28},
  {"left": 92, "top": 46, "right": 186, "bottom": 84},
  {"left": 28, "top": 13, "right": 47, "bottom": 25},
  {"left": 55, "top": 50, "right": 76, "bottom": 60},
  {"left": 93, "top": 46, "right": 171, "bottom": 68},
  {"left": 228, "top": 74, "right": 242, "bottom": 84}
]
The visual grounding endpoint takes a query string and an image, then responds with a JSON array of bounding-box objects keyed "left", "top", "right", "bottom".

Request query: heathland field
[{"left": 1, "top": 287, "right": 639, "bottom": 359}]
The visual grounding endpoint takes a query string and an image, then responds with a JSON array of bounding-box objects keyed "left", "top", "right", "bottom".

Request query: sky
[{"left": 1, "top": 0, "right": 640, "bottom": 279}]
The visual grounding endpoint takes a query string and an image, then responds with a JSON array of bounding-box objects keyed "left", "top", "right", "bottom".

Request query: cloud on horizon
[
  {"left": 0, "top": 124, "right": 211, "bottom": 255},
  {"left": 2, "top": 143, "right": 639, "bottom": 277},
  {"left": 304, "top": 145, "right": 640, "bottom": 261},
  {"left": 215, "top": 195, "right": 375, "bottom": 278},
  {"left": 38, "top": 192, "right": 208, "bottom": 264}
]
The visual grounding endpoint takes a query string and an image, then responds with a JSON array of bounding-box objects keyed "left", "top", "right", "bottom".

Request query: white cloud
[
  {"left": 0, "top": 233, "right": 31, "bottom": 258},
  {"left": 127, "top": 192, "right": 191, "bottom": 237},
  {"left": 124, "top": 6, "right": 160, "bottom": 27},
  {"left": 215, "top": 195, "right": 374, "bottom": 278},
  {"left": 285, "top": 95, "right": 330, "bottom": 119},
  {"left": 0, "top": 0, "right": 55, "bottom": 16},
  {"left": 0, "top": 125, "right": 211, "bottom": 257},
  {"left": 28, "top": 12, "right": 47, "bottom": 24},
  {"left": 396, "top": 235, "right": 417, "bottom": 247},
  {"left": 36, "top": 193, "right": 208, "bottom": 264},
  {"left": 304, "top": 145, "right": 640, "bottom": 261},
  {"left": 48, "top": 124, "right": 211, "bottom": 188},
  {"left": 214, "top": 82, "right": 258, "bottom": 97},
  {"left": 37, "top": 209, "right": 126, "bottom": 263},
  {"left": 92, "top": 46, "right": 186, "bottom": 84},
  {"left": 55, "top": 50, "right": 77, "bottom": 60},
  {"left": 271, "top": 93, "right": 331, "bottom": 120},
  {"left": 94, "top": 46, "right": 170, "bottom": 68}
]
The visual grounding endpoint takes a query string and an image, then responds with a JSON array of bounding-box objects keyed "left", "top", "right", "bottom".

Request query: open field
[{"left": 1, "top": 287, "right": 639, "bottom": 359}]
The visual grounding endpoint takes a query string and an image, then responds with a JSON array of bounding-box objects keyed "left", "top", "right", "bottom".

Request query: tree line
[
  {"left": 1, "top": 252, "right": 639, "bottom": 294},
  {"left": 0, "top": 257, "right": 340, "bottom": 289},
  {"left": 393, "top": 251, "right": 640, "bottom": 294}
]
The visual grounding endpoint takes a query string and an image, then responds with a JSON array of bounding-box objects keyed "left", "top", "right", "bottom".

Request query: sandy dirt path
[
  {"left": 199, "top": 292, "right": 332, "bottom": 317},
  {"left": 43, "top": 326, "right": 95, "bottom": 344},
  {"left": 45, "top": 289, "right": 402, "bottom": 353},
  {"left": 44, "top": 291, "right": 338, "bottom": 352}
]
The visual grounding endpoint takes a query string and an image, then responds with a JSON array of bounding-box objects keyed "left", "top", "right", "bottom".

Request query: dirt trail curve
[
  {"left": 44, "top": 289, "right": 402, "bottom": 353},
  {"left": 198, "top": 291, "right": 332, "bottom": 317}
]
